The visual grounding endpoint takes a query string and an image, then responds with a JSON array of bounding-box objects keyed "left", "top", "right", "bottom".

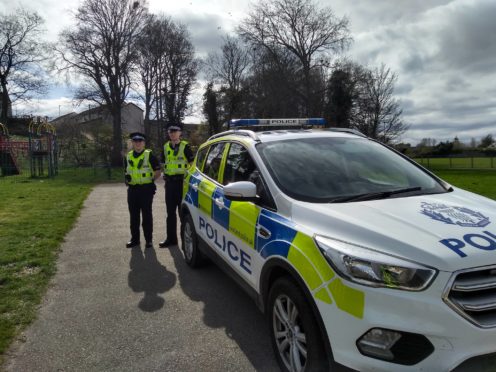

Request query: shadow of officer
[{"left": 128, "top": 247, "right": 176, "bottom": 312}]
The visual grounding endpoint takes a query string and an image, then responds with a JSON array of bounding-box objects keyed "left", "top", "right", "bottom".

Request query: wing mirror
[{"left": 224, "top": 181, "right": 259, "bottom": 202}]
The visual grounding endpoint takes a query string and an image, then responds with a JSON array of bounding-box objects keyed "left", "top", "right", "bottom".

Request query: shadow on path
[
  {"left": 169, "top": 245, "right": 278, "bottom": 371},
  {"left": 128, "top": 247, "right": 176, "bottom": 312}
]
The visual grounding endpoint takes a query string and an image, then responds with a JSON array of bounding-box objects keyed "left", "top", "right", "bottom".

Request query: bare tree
[
  {"left": 205, "top": 36, "right": 250, "bottom": 126},
  {"left": 352, "top": 64, "right": 408, "bottom": 143},
  {"left": 0, "top": 8, "right": 48, "bottom": 120},
  {"left": 135, "top": 14, "right": 162, "bottom": 141},
  {"left": 58, "top": 0, "right": 148, "bottom": 166},
  {"left": 238, "top": 0, "right": 351, "bottom": 116},
  {"left": 160, "top": 20, "right": 198, "bottom": 129}
]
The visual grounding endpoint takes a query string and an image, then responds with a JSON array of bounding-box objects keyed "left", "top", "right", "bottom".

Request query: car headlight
[{"left": 315, "top": 236, "right": 437, "bottom": 291}]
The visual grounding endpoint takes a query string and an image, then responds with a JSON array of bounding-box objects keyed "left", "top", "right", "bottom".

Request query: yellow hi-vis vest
[
  {"left": 126, "top": 149, "right": 154, "bottom": 185},
  {"left": 164, "top": 140, "right": 189, "bottom": 176}
]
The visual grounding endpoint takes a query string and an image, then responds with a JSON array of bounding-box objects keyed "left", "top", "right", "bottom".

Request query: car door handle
[
  {"left": 214, "top": 197, "right": 224, "bottom": 209},
  {"left": 192, "top": 183, "right": 199, "bottom": 191},
  {"left": 257, "top": 226, "right": 271, "bottom": 239}
]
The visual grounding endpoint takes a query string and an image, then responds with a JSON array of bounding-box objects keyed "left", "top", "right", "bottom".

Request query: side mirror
[{"left": 224, "top": 181, "right": 259, "bottom": 202}]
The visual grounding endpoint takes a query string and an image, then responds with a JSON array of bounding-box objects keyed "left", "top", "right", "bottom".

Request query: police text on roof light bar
[{"left": 229, "top": 118, "right": 326, "bottom": 127}]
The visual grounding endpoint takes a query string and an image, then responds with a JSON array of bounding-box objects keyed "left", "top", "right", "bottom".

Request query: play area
[{"left": 0, "top": 118, "right": 58, "bottom": 178}]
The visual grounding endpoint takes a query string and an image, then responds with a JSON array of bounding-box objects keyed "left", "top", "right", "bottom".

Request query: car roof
[{"left": 206, "top": 128, "right": 365, "bottom": 145}]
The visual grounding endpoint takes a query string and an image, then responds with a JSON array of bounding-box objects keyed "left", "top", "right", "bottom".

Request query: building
[{"left": 51, "top": 102, "right": 144, "bottom": 134}]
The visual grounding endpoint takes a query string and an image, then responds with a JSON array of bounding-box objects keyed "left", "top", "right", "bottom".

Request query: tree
[
  {"left": 238, "top": 0, "right": 351, "bottom": 115},
  {"left": 202, "top": 82, "right": 221, "bottom": 135},
  {"left": 0, "top": 8, "right": 48, "bottom": 121},
  {"left": 160, "top": 20, "right": 198, "bottom": 129},
  {"left": 324, "top": 61, "right": 365, "bottom": 128},
  {"left": 351, "top": 64, "right": 408, "bottom": 143},
  {"left": 205, "top": 36, "right": 250, "bottom": 126},
  {"left": 135, "top": 14, "right": 162, "bottom": 141},
  {"left": 479, "top": 134, "right": 494, "bottom": 148},
  {"left": 58, "top": 0, "right": 148, "bottom": 166}
]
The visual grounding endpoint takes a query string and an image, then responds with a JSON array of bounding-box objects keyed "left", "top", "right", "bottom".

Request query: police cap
[
  {"left": 130, "top": 132, "right": 146, "bottom": 141},
  {"left": 167, "top": 125, "right": 182, "bottom": 132}
]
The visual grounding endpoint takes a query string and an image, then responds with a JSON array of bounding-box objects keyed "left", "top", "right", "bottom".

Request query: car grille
[{"left": 445, "top": 266, "right": 496, "bottom": 328}]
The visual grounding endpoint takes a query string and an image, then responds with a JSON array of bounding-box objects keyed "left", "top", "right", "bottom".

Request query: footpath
[{"left": 5, "top": 180, "right": 277, "bottom": 372}]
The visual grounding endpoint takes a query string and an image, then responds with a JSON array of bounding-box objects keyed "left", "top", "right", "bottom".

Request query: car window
[
  {"left": 257, "top": 137, "right": 447, "bottom": 203},
  {"left": 224, "top": 143, "right": 276, "bottom": 210},
  {"left": 223, "top": 143, "right": 256, "bottom": 185},
  {"left": 196, "top": 146, "right": 208, "bottom": 171},
  {"left": 203, "top": 142, "right": 226, "bottom": 182}
]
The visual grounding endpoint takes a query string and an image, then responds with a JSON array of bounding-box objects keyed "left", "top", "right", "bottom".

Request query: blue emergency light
[{"left": 229, "top": 118, "right": 326, "bottom": 128}]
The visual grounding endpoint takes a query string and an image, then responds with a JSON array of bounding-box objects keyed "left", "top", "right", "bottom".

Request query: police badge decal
[{"left": 420, "top": 202, "right": 490, "bottom": 228}]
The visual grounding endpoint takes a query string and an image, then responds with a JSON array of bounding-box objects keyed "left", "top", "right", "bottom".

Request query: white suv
[{"left": 180, "top": 119, "right": 496, "bottom": 372}]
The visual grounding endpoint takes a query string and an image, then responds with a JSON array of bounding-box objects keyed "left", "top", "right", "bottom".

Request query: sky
[{"left": 1, "top": 0, "right": 495, "bottom": 144}]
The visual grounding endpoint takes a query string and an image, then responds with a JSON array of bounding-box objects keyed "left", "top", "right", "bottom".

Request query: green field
[
  {"left": 415, "top": 157, "right": 496, "bottom": 170},
  {"left": 0, "top": 168, "right": 121, "bottom": 365},
  {"left": 432, "top": 169, "right": 496, "bottom": 200}
]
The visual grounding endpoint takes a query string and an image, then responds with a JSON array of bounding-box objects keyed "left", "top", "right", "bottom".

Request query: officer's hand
[{"left": 125, "top": 174, "right": 131, "bottom": 185}]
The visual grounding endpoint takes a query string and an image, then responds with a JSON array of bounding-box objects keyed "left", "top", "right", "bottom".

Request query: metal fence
[{"left": 414, "top": 157, "right": 496, "bottom": 170}]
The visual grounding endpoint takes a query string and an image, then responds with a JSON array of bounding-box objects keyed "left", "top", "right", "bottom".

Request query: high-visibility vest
[
  {"left": 164, "top": 140, "right": 189, "bottom": 176},
  {"left": 126, "top": 149, "right": 154, "bottom": 185}
]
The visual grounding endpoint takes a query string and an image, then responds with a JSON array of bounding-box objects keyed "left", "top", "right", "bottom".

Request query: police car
[{"left": 180, "top": 118, "right": 496, "bottom": 372}]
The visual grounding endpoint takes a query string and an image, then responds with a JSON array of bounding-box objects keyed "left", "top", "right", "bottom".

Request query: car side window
[
  {"left": 203, "top": 142, "right": 226, "bottom": 182},
  {"left": 223, "top": 143, "right": 256, "bottom": 185},
  {"left": 196, "top": 146, "right": 208, "bottom": 171},
  {"left": 224, "top": 143, "right": 276, "bottom": 210}
]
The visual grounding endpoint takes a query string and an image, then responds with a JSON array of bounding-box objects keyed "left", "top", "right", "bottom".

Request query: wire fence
[{"left": 414, "top": 157, "right": 496, "bottom": 170}]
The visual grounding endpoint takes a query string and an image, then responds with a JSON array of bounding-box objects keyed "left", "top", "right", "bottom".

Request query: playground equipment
[
  {"left": 29, "top": 118, "right": 58, "bottom": 178},
  {"left": 0, "top": 122, "right": 21, "bottom": 176}
]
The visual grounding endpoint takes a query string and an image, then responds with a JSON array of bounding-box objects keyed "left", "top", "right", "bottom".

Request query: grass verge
[
  {"left": 0, "top": 168, "right": 121, "bottom": 366},
  {"left": 434, "top": 169, "right": 496, "bottom": 200}
]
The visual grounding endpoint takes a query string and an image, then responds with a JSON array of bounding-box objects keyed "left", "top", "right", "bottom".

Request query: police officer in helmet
[
  {"left": 159, "top": 125, "right": 194, "bottom": 247},
  {"left": 125, "top": 132, "right": 161, "bottom": 248}
]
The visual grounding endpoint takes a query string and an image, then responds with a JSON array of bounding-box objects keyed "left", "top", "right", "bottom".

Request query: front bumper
[{"left": 318, "top": 271, "right": 496, "bottom": 371}]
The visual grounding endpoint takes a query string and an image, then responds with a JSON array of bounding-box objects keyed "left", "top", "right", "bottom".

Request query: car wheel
[
  {"left": 181, "top": 214, "right": 204, "bottom": 268},
  {"left": 268, "top": 277, "right": 329, "bottom": 372}
]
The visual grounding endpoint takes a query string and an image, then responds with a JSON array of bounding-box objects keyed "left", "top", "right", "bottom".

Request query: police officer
[
  {"left": 159, "top": 125, "right": 194, "bottom": 247},
  {"left": 125, "top": 132, "right": 161, "bottom": 248}
]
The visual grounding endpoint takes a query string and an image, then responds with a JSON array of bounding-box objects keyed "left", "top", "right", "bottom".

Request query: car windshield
[{"left": 257, "top": 136, "right": 448, "bottom": 203}]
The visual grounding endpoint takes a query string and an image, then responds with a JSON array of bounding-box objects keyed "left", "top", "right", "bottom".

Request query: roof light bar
[{"left": 229, "top": 118, "right": 326, "bottom": 127}]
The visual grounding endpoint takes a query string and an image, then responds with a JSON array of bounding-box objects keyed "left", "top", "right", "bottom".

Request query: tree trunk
[
  {"left": 111, "top": 108, "right": 123, "bottom": 167},
  {"left": 1, "top": 81, "right": 9, "bottom": 122}
]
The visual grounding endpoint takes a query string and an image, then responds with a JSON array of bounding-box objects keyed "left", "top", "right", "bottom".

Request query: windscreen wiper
[{"left": 330, "top": 186, "right": 422, "bottom": 203}]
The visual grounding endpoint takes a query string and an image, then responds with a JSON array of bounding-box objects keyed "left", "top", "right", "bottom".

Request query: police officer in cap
[
  {"left": 159, "top": 124, "right": 194, "bottom": 247},
  {"left": 125, "top": 132, "right": 161, "bottom": 248}
]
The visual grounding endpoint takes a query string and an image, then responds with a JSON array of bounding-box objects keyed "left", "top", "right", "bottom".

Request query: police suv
[{"left": 179, "top": 118, "right": 496, "bottom": 372}]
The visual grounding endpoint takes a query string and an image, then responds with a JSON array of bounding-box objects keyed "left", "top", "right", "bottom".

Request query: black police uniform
[
  {"left": 159, "top": 141, "right": 194, "bottom": 247},
  {"left": 126, "top": 136, "right": 161, "bottom": 248}
]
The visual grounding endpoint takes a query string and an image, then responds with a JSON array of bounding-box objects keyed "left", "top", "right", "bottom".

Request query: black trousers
[
  {"left": 165, "top": 178, "right": 183, "bottom": 243},
  {"left": 128, "top": 184, "right": 156, "bottom": 243}
]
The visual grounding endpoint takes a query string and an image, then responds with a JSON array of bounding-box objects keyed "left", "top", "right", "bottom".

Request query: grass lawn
[
  {"left": 433, "top": 169, "right": 496, "bottom": 200},
  {"left": 0, "top": 167, "right": 121, "bottom": 365}
]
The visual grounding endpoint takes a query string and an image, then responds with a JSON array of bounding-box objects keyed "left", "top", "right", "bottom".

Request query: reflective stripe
[
  {"left": 126, "top": 149, "right": 153, "bottom": 185},
  {"left": 164, "top": 140, "right": 189, "bottom": 175},
  {"left": 315, "top": 287, "right": 333, "bottom": 304},
  {"left": 229, "top": 201, "right": 259, "bottom": 248},
  {"left": 198, "top": 178, "right": 216, "bottom": 217},
  {"left": 328, "top": 278, "right": 365, "bottom": 319}
]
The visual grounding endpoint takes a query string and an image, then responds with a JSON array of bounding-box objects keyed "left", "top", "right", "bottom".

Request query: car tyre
[
  {"left": 268, "top": 277, "right": 329, "bottom": 372},
  {"left": 181, "top": 214, "right": 205, "bottom": 268}
]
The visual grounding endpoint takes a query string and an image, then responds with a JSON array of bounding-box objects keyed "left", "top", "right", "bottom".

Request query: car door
[{"left": 220, "top": 142, "right": 279, "bottom": 288}]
